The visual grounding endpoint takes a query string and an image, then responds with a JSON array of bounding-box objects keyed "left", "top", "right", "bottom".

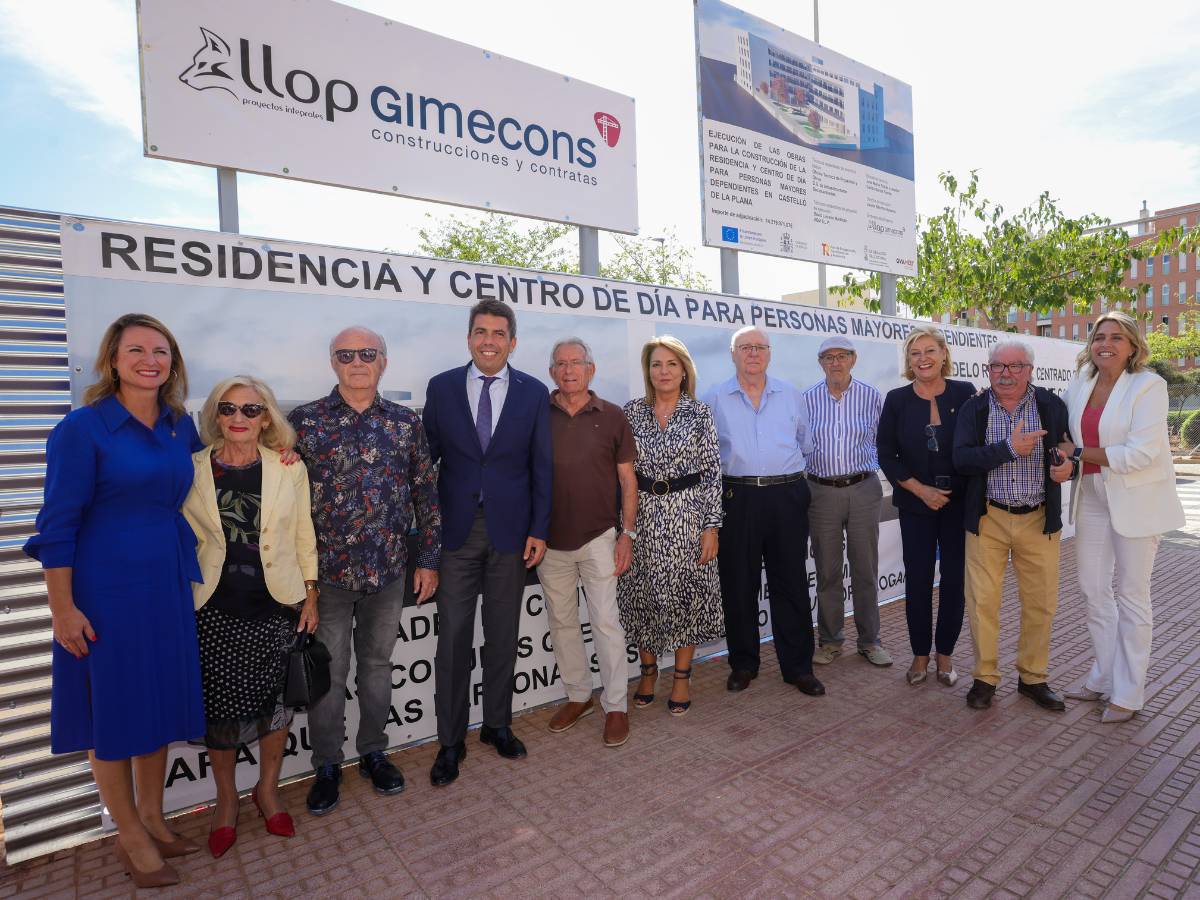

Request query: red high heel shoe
[
  {"left": 252, "top": 786, "right": 296, "bottom": 837},
  {"left": 207, "top": 825, "right": 237, "bottom": 859}
]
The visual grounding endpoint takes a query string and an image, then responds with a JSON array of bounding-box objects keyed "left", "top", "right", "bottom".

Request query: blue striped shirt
[
  {"left": 985, "top": 387, "right": 1045, "bottom": 506},
  {"left": 802, "top": 378, "right": 883, "bottom": 478},
  {"left": 701, "top": 376, "right": 810, "bottom": 477}
]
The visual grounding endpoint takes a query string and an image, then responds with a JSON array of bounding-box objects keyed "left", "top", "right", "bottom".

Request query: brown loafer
[
  {"left": 603, "top": 711, "right": 630, "bottom": 747},
  {"left": 548, "top": 698, "right": 596, "bottom": 733}
]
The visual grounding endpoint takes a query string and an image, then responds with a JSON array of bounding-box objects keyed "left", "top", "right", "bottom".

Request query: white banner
[
  {"left": 695, "top": 0, "right": 917, "bottom": 275},
  {"left": 137, "top": 0, "right": 638, "bottom": 232},
  {"left": 60, "top": 217, "right": 1077, "bottom": 814}
]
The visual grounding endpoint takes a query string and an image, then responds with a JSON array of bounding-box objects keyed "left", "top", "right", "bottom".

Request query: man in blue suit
[{"left": 422, "top": 299, "right": 552, "bottom": 786}]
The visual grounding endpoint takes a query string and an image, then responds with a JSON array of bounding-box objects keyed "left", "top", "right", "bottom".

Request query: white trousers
[
  {"left": 1075, "top": 474, "right": 1160, "bottom": 710},
  {"left": 537, "top": 531, "right": 629, "bottom": 713}
]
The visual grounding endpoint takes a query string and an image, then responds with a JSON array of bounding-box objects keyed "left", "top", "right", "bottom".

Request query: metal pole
[
  {"left": 879, "top": 273, "right": 898, "bottom": 316},
  {"left": 578, "top": 226, "right": 600, "bottom": 277},
  {"left": 720, "top": 248, "right": 739, "bottom": 294},
  {"left": 813, "top": 0, "right": 828, "bottom": 307},
  {"left": 217, "top": 168, "right": 239, "bottom": 233}
]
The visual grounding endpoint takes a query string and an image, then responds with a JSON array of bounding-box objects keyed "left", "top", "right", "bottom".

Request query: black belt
[
  {"left": 988, "top": 499, "right": 1044, "bottom": 515},
  {"left": 807, "top": 472, "right": 871, "bottom": 489},
  {"left": 722, "top": 472, "right": 806, "bottom": 487},
  {"left": 637, "top": 472, "right": 702, "bottom": 496}
]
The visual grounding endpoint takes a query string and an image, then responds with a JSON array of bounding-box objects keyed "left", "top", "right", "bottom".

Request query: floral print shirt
[{"left": 288, "top": 387, "right": 441, "bottom": 592}]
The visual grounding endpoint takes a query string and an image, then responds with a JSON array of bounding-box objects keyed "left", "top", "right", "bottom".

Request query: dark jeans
[
  {"left": 899, "top": 506, "right": 966, "bottom": 657},
  {"left": 717, "top": 478, "right": 815, "bottom": 681},
  {"left": 307, "top": 578, "right": 405, "bottom": 768}
]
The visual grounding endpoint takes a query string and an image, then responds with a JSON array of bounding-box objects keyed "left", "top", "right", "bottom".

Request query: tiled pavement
[{"left": 6, "top": 490, "right": 1200, "bottom": 897}]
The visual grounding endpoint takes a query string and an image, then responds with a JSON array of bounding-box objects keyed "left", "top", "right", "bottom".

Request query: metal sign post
[
  {"left": 579, "top": 226, "right": 600, "bottom": 277},
  {"left": 217, "top": 168, "right": 239, "bottom": 234}
]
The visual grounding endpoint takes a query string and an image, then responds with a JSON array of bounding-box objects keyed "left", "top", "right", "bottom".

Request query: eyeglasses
[
  {"left": 820, "top": 353, "right": 854, "bottom": 363},
  {"left": 735, "top": 343, "right": 770, "bottom": 354},
  {"left": 925, "top": 423, "right": 939, "bottom": 452},
  {"left": 217, "top": 402, "right": 265, "bottom": 419},
  {"left": 552, "top": 359, "right": 591, "bottom": 370},
  {"left": 332, "top": 348, "right": 380, "bottom": 364},
  {"left": 987, "top": 362, "right": 1030, "bottom": 374}
]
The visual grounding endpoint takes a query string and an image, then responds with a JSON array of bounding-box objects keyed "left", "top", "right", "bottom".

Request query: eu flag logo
[{"left": 721, "top": 226, "right": 739, "bottom": 243}]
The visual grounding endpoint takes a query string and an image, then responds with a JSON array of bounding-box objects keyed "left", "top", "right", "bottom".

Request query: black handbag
[{"left": 282, "top": 630, "right": 332, "bottom": 708}]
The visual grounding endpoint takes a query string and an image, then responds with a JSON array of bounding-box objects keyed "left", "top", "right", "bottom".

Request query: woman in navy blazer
[{"left": 877, "top": 326, "right": 976, "bottom": 687}]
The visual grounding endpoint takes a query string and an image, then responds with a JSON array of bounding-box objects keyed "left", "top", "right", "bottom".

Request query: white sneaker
[{"left": 813, "top": 644, "right": 841, "bottom": 665}]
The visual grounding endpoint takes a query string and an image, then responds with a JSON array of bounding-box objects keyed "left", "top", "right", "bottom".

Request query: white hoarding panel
[
  {"left": 138, "top": 0, "right": 638, "bottom": 232},
  {"left": 695, "top": 0, "right": 916, "bottom": 275}
]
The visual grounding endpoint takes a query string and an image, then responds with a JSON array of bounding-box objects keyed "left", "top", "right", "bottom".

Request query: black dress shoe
[
  {"left": 430, "top": 743, "right": 466, "bottom": 787},
  {"left": 480, "top": 725, "right": 528, "bottom": 759},
  {"left": 358, "top": 751, "right": 405, "bottom": 795},
  {"left": 790, "top": 674, "right": 826, "bottom": 696},
  {"left": 1018, "top": 681, "right": 1067, "bottom": 711},
  {"left": 306, "top": 764, "right": 341, "bottom": 816},
  {"left": 726, "top": 670, "right": 756, "bottom": 692},
  {"left": 966, "top": 679, "right": 996, "bottom": 709}
]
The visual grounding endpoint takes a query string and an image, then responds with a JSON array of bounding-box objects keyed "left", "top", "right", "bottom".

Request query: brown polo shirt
[{"left": 548, "top": 390, "right": 636, "bottom": 551}]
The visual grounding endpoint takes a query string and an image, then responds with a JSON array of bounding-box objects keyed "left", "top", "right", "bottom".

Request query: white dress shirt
[{"left": 466, "top": 362, "right": 510, "bottom": 436}]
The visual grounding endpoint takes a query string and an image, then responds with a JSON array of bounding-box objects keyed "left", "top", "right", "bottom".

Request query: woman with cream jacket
[
  {"left": 182, "top": 375, "right": 318, "bottom": 857},
  {"left": 1062, "top": 312, "right": 1184, "bottom": 724}
]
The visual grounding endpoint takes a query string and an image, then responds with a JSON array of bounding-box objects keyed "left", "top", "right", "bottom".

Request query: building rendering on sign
[{"left": 734, "top": 30, "right": 886, "bottom": 151}]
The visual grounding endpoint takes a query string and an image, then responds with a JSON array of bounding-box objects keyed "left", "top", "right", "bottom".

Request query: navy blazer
[
  {"left": 877, "top": 379, "right": 976, "bottom": 516},
  {"left": 423, "top": 363, "right": 552, "bottom": 554}
]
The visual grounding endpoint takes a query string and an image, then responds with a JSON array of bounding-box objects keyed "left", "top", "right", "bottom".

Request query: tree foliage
[
  {"left": 414, "top": 214, "right": 709, "bottom": 290},
  {"left": 837, "top": 171, "right": 1147, "bottom": 328}
]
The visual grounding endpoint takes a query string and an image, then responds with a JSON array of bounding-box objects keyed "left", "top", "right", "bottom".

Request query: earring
[{"left": 111, "top": 367, "right": 119, "bottom": 383}]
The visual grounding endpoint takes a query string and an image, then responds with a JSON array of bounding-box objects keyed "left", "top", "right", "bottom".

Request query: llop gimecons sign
[{"left": 138, "top": 0, "right": 638, "bottom": 232}]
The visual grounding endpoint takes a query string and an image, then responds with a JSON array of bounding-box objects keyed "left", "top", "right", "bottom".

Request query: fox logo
[{"left": 179, "top": 27, "right": 237, "bottom": 97}]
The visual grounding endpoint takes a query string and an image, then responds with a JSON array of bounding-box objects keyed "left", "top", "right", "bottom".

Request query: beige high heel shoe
[{"left": 114, "top": 840, "right": 180, "bottom": 888}]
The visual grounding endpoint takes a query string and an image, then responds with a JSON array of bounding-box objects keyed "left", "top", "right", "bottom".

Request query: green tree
[
  {"left": 836, "top": 171, "right": 1149, "bottom": 328},
  {"left": 414, "top": 214, "right": 709, "bottom": 290}
]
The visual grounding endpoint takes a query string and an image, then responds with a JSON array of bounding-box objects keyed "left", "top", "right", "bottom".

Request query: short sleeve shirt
[{"left": 547, "top": 391, "right": 636, "bottom": 551}]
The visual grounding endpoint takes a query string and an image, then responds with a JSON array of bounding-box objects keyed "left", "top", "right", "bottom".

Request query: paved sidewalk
[{"left": 4, "top": 528, "right": 1200, "bottom": 897}]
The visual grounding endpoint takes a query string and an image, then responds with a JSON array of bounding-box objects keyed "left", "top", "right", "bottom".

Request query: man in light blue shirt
[{"left": 702, "top": 326, "right": 825, "bottom": 698}]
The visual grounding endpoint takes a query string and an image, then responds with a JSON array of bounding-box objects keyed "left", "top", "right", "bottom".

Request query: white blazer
[
  {"left": 1065, "top": 368, "right": 1184, "bottom": 538},
  {"left": 182, "top": 445, "right": 319, "bottom": 609}
]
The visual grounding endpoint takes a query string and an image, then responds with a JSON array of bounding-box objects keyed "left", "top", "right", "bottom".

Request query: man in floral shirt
[{"left": 288, "top": 325, "right": 441, "bottom": 816}]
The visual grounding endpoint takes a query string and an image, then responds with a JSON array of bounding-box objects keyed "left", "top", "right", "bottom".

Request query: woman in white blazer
[
  {"left": 1062, "top": 311, "right": 1184, "bottom": 724},
  {"left": 182, "top": 375, "right": 318, "bottom": 858}
]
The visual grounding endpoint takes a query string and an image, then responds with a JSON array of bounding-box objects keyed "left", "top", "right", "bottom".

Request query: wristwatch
[
  {"left": 1070, "top": 446, "right": 1083, "bottom": 476},
  {"left": 304, "top": 580, "right": 320, "bottom": 595},
  {"left": 621, "top": 529, "right": 638, "bottom": 541}
]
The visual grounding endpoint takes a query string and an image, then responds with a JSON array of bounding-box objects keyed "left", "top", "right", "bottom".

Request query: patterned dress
[{"left": 618, "top": 395, "right": 725, "bottom": 655}]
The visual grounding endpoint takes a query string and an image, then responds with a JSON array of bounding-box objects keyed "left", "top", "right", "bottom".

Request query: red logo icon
[{"left": 594, "top": 112, "right": 621, "bottom": 148}]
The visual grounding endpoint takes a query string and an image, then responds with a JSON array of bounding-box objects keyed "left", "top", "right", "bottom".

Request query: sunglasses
[
  {"left": 925, "top": 423, "right": 939, "bottom": 452},
  {"left": 217, "top": 402, "right": 265, "bottom": 419},
  {"left": 332, "top": 348, "right": 380, "bottom": 364}
]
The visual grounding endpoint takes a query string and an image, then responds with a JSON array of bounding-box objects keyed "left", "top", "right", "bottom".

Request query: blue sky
[{"left": 4, "top": 0, "right": 1200, "bottom": 299}]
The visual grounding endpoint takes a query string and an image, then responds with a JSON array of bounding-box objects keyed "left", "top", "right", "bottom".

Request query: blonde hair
[
  {"left": 1077, "top": 310, "right": 1149, "bottom": 376},
  {"left": 640, "top": 335, "right": 698, "bottom": 402},
  {"left": 82, "top": 313, "right": 188, "bottom": 417},
  {"left": 901, "top": 325, "right": 952, "bottom": 380},
  {"left": 198, "top": 375, "right": 296, "bottom": 452}
]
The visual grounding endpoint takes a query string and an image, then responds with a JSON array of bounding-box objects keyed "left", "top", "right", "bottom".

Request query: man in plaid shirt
[{"left": 953, "top": 340, "right": 1075, "bottom": 712}]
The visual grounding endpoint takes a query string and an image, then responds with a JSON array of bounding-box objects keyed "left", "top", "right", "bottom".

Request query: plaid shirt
[
  {"left": 289, "top": 387, "right": 441, "bottom": 592},
  {"left": 985, "top": 386, "right": 1045, "bottom": 507}
]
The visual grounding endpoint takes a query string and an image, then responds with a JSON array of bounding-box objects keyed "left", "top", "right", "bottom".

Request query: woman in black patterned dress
[{"left": 618, "top": 336, "right": 724, "bottom": 716}]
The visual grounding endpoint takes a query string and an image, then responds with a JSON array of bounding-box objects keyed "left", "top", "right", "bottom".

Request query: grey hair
[
  {"left": 329, "top": 325, "right": 388, "bottom": 357},
  {"left": 549, "top": 337, "right": 594, "bottom": 367},
  {"left": 729, "top": 325, "right": 768, "bottom": 351},
  {"left": 989, "top": 338, "right": 1034, "bottom": 364}
]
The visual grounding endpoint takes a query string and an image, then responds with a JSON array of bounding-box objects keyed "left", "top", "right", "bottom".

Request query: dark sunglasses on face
[
  {"left": 217, "top": 402, "right": 265, "bottom": 418},
  {"left": 333, "top": 348, "right": 380, "bottom": 364}
]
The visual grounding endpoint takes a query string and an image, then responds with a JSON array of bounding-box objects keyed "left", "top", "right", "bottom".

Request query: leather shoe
[
  {"left": 548, "top": 698, "right": 596, "bottom": 733},
  {"left": 358, "top": 750, "right": 406, "bottom": 795},
  {"left": 603, "top": 711, "right": 630, "bottom": 747},
  {"left": 480, "top": 725, "right": 528, "bottom": 759},
  {"left": 430, "top": 743, "right": 466, "bottom": 787},
  {"left": 966, "top": 679, "right": 995, "bottom": 709},
  {"left": 1018, "top": 681, "right": 1066, "bottom": 711},
  {"left": 305, "top": 764, "right": 341, "bottom": 816},
  {"left": 790, "top": 674, "right": 826, "bottom": 696},
  {"left": 726, "top": 670, "right": 756, "bottom": 692}
]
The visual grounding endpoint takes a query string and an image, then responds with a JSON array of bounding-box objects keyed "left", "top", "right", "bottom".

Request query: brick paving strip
[{"left": 3, "top": 536, "right": 1200, "bottom": 899}]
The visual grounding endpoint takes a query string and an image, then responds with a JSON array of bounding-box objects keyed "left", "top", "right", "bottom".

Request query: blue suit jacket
[{"left": 423, "top": 363, "right": 552, "bottom": 554}]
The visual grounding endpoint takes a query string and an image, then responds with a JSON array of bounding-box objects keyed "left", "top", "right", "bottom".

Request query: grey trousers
[
  {"left": 808, "top": 475, "right": 883, "bottom": 648},
  {"left": 307, "top": 578, "right": 406, "bottom": 768},
  {"left": 434, "top": 511, "right": 527, "bottom": 747}
]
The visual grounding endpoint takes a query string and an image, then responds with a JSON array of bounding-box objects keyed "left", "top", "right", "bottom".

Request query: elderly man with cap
[
  {"left": 702, "top": 326, "right": 825, "bottom": 697},
  {"left": 802, "top": 336, "right": 890, "bottom": 668}
]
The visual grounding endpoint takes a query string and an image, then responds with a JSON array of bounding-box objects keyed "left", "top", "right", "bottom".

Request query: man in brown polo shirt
[{"left": 538, "top": 337, "right": 637, "bottom": 747}]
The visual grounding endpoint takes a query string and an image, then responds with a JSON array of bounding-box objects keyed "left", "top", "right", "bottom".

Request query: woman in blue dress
[{"left": 25, "top": 313, "right": 205, "bottom": 888}]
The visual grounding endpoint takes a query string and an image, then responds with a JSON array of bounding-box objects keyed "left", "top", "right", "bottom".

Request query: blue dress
[{"left": 25, "top": 395, "right": 206, "bottom": 760}]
